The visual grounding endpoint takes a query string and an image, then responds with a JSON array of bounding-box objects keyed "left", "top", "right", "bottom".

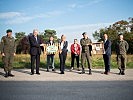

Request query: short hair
[
  {"left": 6, "top": 29, "right": 12, "bottom": 33},
  {"left": 33, "top": 29, "right": 38, "bottom": 33},
  {"left": 74, "top": 39, "right": 77, "bottom": 41},
  {"left": 82, "top": 32, "right": 87, "bottom": 35},
  {"left": 118, "top": 33, "right": 123, "bottom": 36}
]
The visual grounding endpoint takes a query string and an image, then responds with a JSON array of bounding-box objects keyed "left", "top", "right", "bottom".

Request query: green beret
[{"left": 6, "top": 29, "right": 12, "bottom": 33}]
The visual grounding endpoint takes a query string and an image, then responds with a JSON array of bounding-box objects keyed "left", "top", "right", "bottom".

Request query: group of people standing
[{"left": 1, "top": 29, "right": 129, "bottom": 78}]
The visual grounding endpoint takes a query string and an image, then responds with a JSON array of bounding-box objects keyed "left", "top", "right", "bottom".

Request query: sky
[{"left": 0, "top": 0, "right": 133, "bottom": 43}]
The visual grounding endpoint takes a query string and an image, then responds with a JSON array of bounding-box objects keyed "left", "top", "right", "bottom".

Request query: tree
[
  {"left": 15, "top": 32, "right": 26, "bottom": 54},
  {"left": 40, "top": 29, "right": 59, "bottom": 42},
  {"left": 93, "top": 17, "right": 133, "bottom": 54}
]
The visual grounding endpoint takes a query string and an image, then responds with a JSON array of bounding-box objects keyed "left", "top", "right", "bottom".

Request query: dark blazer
[
  {"left": 29, "top": 35, "right": 43, "bottom": 55},
  {"left": 104, "top": 39, "right": 111, "bottom": 56},
  {"left": 60, "top": 41, "right": 68, "bottom": 53},
  {"left": 46, "top": 40, "right": 55, "bottom": 45}
]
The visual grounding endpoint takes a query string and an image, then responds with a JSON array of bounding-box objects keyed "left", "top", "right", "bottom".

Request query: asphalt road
[{"left": 0, "top": 81, "right": 133, "bottom": 100}]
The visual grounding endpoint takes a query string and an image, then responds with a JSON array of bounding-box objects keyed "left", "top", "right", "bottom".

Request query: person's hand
[
  {"left": 74, "top": 52, "right": 77, "bottom": 54},
  {"left": 59, "top": 50, "right": 62, "bottom": 54},
  {"left": 2, "top": 53, "right": 5, "bottom": 56},
  {"left": 13, "top": 53, "right": 16, "bottom": 56},
  {"left": 43, "top": 52, "right": 47, "bottom": 56},
  {"left": 40, "top": 44, "right": 44, "bottom": 46}
]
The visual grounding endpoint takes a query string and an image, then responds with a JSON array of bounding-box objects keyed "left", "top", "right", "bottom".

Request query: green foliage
[
  {"left": 15, "top": 32, "right": 26, "bottom": 41},
  {"left": 93, "top": 17, "right": 133, "bottom": 54},
  {"left": 40, "top": 29, "right": 59, "bottom": 42}
]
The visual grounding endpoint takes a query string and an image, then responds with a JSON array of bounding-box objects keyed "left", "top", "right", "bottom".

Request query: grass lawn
[{"left": 0, "top": 53, "right": 133, "bottom": 69}]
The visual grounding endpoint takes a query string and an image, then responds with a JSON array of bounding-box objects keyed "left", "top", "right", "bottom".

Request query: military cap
[
  {"left": 82, "top": 32, "right": 87, "bottom": 35},
  {"left": 6, "top": 29, "right": 12, "bottom": 33}
]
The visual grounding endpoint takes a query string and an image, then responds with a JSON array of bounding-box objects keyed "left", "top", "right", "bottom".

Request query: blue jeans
[{"left": 47, "top": 55, "right": 55, "bottom": 69}]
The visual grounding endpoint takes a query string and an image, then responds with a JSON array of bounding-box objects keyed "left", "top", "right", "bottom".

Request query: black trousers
[
  {"left": 31, "top": 54, "right": 40, "bottom": 73},
  {"left": 103, "top": 54, "right": 111, "bottom": 72},
  {"left": 71, "top": 53, "right": 79, "bottom": 68},
  {"left": 59, "top": 52, "right": 67, "bottom": 72}
]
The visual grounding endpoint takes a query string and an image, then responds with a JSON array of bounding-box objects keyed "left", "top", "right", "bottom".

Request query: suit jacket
[
  {"left": 29, "top": 35, "right": 43, "bottom": 55},
  {"left": 46, "top": 40, "right": 55, "bottom": 45},
  {"left": 59, "top": 41, "right": 68, "bottom": 53},
  {"left": 104, "top": 39, "right": 111, "bottom": 56}
]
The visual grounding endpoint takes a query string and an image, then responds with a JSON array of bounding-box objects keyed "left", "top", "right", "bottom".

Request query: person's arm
[
  {"left": 80, "top": 39, "right": 86, "bottom": 46},
  {"left": 125, "top": 41, "right": 129, "bottom": 52},
  {"left": 62, "top": 41, "right": 68, "bottom": 51},
  {"left": 13, "top": 38, "right": 16, "bottom": 56},
  {"left": 77, "top": 44, "right": 81, "bottom": 55},
  {"left": 105, "top": 40, "right": 111, "bottom": 54},
  {"left": 71, "top": 44, "right": 75, "bottom": 54},
  {"left": 1, "top": 37, "right": 5, "bottom": 56}
]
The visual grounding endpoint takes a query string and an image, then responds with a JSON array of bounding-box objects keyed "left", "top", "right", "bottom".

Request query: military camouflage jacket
[
  {"left": 80, "top": 38, "right": 92, "bottom": 53},
  {"left": 1, "top": 35, "right": 16, "bottom": 54},
  {"left": 115, "top": 40, "right": 129, "bottom": 55}
]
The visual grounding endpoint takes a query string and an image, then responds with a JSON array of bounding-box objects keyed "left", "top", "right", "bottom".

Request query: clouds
[
  {"left": 0, "top": 11, "right": 64, "bottom": 24},
  {"left": 68, "top": 0, "right": 104, "bottom": 9},
  {"left": 55, "top": 23, "right": 112, "bottom": 43},
  {"left": 0, "top": 12, "right": 22, "bottom": 19}
]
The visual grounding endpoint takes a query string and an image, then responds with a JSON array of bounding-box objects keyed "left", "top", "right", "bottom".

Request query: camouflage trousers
[
  {"left": 2, "top": 53, "right": 14, "bottom": 72},
  {"left": 117, "top": 54, "right": 127, "bottom": 70},
  {"left": 81, "top": 52, "right": 92, "bottom": 69}
]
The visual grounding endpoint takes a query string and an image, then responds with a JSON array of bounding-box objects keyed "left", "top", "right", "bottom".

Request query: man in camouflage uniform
[
  {"left": 80, "top": 32, "right": 92, "bottom": 75},
  {"left": 1, "top": 29, "right": 16, "bottom": 77},
  {"left": 116, "top": 34, "right": 129, "bottom": 75}
]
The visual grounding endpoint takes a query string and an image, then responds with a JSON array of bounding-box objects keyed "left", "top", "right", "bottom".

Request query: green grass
[{"left": 0, "top": 53, "right": 133, "bottom": 69}]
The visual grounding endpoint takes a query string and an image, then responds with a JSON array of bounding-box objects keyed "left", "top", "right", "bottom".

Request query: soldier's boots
[
  {"left": 119, "top": 69, "right": 125, "bottom": 75},
  {"left": 121, "top": 70, "right": 125, "bottom": 75},
  {"left": 118, "top": 69, "right": 122, "bottom": 75},
  {"left": 8, "top": 71, "right": 15, "bottom": 77},
  {"left": 4, "top": 72, "right": 9, "bottom": 78}
]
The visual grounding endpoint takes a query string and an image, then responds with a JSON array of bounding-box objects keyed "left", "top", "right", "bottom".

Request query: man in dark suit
[
  {"left": 102, "top": 34, "right": 111, "bottom": 75},
  {"left": 59, "top": 35, "right": 68, "bottom": 74},
  {"left": 29, "top": 29, "right": 43, "bottom": 75}
]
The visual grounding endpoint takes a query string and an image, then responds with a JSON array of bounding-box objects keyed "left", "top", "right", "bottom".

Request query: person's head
[
  {"left": 6, "top": 29, "right": 12, "bottom": 37},
  {"left": 118, "top": 34, "right": 124, "bottom": 41},
  {"left": 49, "top": 36, "right": 54, "bottom": 41},
  {"left": 74, "top": 39, "right": 78, "bottom": 44},
  {"left": 103, "top": 34, "right": 108, "bottom": 40},
  {"left": 82, "top": 32, "right": 88, "bottom": 39},
  {"left": 33, "top": 29, "right": 38, "bottom": 37},
  {"left": 61, "top": 35, "right": 66, "bottom": 41}
]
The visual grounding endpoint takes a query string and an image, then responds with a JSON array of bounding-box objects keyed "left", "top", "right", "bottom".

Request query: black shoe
[
  {"left": 52, "top": 69, "right": 55, "bottom": 72},
  {"left": 89, "top": 72, "right": 92, "bottom": 75},
  {"left": 36, "top": 73, "right": 40, "bottom": 75},
  {"left": 60, "top": 72, "right": 64, "bottom": 74},
  {"left": 80, "top": 71, "right": 85, "bottom": 74},
  {"left": 121, "top": 71, "right": 125, "bottom": 75},
  {"left": 4, "top": 73, "right": 9, "bottom": 78},
  {"left": 77, "top": 68, "right": 80, "bottom": 71},
  {"left": 46, "top": 69, "right": 49, "bottom": 72},
  {"left": 8, "top": 73, "right": 15, "bottom": 77},
  {"left": 89, "top": 69, "right": 92, "bottom": 75},
  {"left": 31, "top": 73, "right": 34, "bottom": 75}
]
